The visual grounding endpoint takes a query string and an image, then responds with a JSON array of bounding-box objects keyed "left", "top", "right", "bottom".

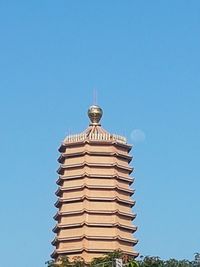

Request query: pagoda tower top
[{"left": 62, "top": 105, "right": 127, "bottom": 146}]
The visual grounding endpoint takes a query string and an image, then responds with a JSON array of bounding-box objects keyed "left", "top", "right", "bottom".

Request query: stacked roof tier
[{"left": 52, "top": 105, "right": 138, "bottom": 263}]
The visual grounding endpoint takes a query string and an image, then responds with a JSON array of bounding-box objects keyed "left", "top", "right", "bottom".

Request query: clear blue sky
[{"left": 0, "top": 1, "right": 200, "bottom": 267}]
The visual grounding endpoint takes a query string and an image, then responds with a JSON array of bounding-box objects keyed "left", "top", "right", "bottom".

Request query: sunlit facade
[{"left": 52, "top": 105, "right": 138, "bottom": 263}]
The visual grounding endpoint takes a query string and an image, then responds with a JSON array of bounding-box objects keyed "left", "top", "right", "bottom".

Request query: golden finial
[{"left": 88, "top": 105, "right": 103, "bottom": 125}]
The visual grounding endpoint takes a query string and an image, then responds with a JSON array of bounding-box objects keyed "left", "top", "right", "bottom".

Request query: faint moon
[{"left": 130, "top": 129, "right": 146, "bottom": 143}]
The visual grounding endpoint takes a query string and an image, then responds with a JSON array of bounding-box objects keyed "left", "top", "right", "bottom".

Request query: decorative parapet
[{"left": 64, "top": 133, "right": 127, "bottom": 144}]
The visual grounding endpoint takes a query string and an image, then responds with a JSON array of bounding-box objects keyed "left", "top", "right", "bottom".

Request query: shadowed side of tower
[{"left": 52, "top": 105, "right": 138, "bottom": 263}]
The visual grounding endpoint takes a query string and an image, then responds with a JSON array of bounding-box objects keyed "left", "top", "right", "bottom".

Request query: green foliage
[
  {"left": 46, "top": 256, "right": 74, "bottom": 267},
  {"left": 72, "top": 256, "right": 85, "bottom": 267},
  {"left": 127, "top": 260, "right": 139, "bottom": 267},
  {"left": 90, "top": 251, "right": 119, "bottom": 267},
  {"left": 45, "top": 260, "right": 57, "bottom": 267},
  {"left": 138, "top": 256, "right": 164, "bottom": 267},
  {"left": 138, "top": 255, "right": 200, "bottom": 267},
  {"left": 165, "top": 259, "right": 191, "bottom": 267},
  {"left": 46, "top": 251, "right": 200, "bottom": 267},
  {"left": 90, "top": 256, "right": 109, "bottom": 267}
]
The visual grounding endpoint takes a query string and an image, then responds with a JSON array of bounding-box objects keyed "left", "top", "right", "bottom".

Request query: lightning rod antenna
[{"left": 93, "top": 88, "right": 98, "bottom": 105}]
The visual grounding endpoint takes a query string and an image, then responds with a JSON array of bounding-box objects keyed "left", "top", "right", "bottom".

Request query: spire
[
  {"left": 88, "top": 105, "right": 103, "bottom": 126},
  {"left": 62, "top": 105, "right": 127, "bottom": 144}
]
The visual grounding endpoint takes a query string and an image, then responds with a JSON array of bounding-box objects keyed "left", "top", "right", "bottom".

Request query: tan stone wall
[
  {"left": 62, "top": 166, "right": 130, "bottom": 176},
  {"left": 60, "top": 213, "right": 132, "bottom": 226},
  {"left": 60, "top": 201, "right": 132, "bottom": 214},
  {"left": 58, "top": 240, "right": 82, "bottom": 250},
  {"left": 62, "top": 177, "right": 131, "bottom": 189},
  {"left": 53, "top": 140, "right": 137, "bottom": 262},
  {"left": 58, "top": 227, "right": 133, "bottom": 240},
  {"left": 63, "top": 143, "right": 130, "bottom": 156},
  {"left": 61, "top": 177, "right": 98, "bottom": 187},
  {"left": 64, "top": 155, "right": 129, "bottom": 167},
  {"left": 62, "top": 188, "right": 131, "bottom": 200}
]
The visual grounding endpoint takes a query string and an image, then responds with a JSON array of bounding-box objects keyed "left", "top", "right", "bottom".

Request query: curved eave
[
  {"left": 54, "top": 196, "right": 135, "bottom": 208},
  {"left": 55, "top": 184, "right": 134, "bottom": 197},
  {"left": 52, "top": 235, "right": 138, "bottom": 246},
  {"left": 58, "top": 151, "right": 132, "bottom": 164},
  {"left": 54, "top": 209, "right": 136, "bottom": 221},
  {"left": 59, "top": 140, "right": 132, "bottom": 153},
  {"left": 51, "top": 247, "right": 138, "bottom": 260},
  {"left": 56, "top": 173, "right": 134, "bottom": 186},
  {"left": 57, "top": 162, "right": 133, "bottom": 175},
  {"left": 53, "top": 222, "right": 137, "bottom": 233}
]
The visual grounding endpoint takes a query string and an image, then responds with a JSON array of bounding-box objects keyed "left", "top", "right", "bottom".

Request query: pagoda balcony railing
[{"left": 64, "top": 133, "right": 126, "bottom": 144}]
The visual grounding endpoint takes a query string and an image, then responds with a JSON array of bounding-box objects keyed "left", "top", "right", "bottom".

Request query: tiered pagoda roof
[{"left": 52, "top": 105, "right": 138, "bottom": 262}]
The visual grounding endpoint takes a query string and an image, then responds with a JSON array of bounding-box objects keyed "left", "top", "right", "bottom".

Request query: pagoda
[{"left": 52, "top": 105, "right": 138, "bottom": 263}]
